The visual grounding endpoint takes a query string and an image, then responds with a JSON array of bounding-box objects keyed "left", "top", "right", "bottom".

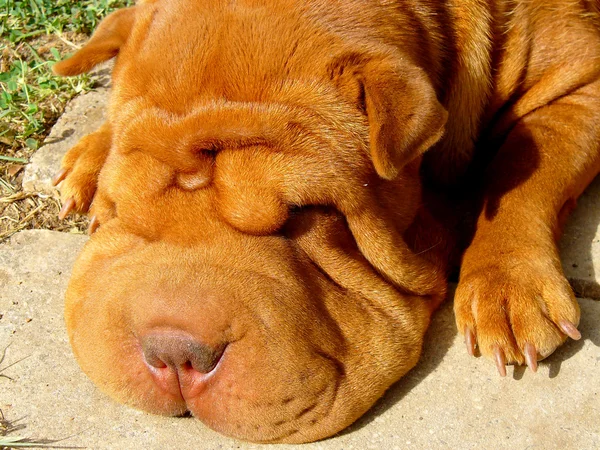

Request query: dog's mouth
[{"left": 134, "top": 326, "right": 342, "bottom": 443}]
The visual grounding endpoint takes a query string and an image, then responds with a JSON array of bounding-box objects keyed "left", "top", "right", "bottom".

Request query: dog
[{"left": 51, "top": 0, "right": 600, "bottom": 444}]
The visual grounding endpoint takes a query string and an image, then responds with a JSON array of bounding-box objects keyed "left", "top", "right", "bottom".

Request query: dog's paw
[
  {"left": 53, "top": 125, "right": 112, "bottom": 222},
  {"left": 454, "top": 254, "right": 581, "bottom": 376}
]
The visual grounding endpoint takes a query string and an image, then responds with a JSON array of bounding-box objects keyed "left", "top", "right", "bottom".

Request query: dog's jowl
[{"left": 52, "top": 0, "right": 600, "bottom": 443}]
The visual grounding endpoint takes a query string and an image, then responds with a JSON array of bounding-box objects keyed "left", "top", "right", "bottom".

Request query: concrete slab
[
  {"left": 561, "top": 175, "right": 600, "bottom": 299},
  {"left": 1, "top": 230, "right": 599, "bottom": 449},
  {"left": 21, "top": 88, "right": 109, "bottom": 195}
]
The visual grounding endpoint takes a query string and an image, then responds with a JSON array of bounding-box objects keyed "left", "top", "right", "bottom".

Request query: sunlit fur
[{"left": 54, "top": 0, "right": 600, "bottom": 443}]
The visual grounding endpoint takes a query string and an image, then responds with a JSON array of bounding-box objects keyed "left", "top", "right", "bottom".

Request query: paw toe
[{"left": 454, "top": 267, "right": 580, "bottom": 373}]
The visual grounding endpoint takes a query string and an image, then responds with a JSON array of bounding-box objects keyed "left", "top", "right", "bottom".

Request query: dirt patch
[
  {"left": 1, "top": 162, "right": 89, "bottom": 245},
  {"left": 0, "top": 189, "right": 88, "bottom": 242}
]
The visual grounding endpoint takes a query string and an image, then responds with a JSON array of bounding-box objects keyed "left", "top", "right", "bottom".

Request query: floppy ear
[
  {"left": 53, "top": 7, "right": 137, "bottom": 76},
  {"left": 363, "top": 58, "right": 448, "bottom": 180},
  {"left": 332, "top": 54, "right": 448, "bottom": 180}
]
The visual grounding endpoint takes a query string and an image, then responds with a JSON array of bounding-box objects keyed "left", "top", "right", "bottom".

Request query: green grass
[
  {"left": 0, "top": 0, "right": 134, "bottom": 156},
  {"left": 1, "top": 0, "right": 132, "bottom": 40}
]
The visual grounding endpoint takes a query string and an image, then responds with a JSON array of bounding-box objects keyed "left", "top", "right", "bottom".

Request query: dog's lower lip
[{"left": 143, "top": 343, "right": 228, "bottom": 401}]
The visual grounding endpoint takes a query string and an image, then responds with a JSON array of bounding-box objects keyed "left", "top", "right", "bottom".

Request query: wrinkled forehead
[{"left": 112, "top": 0, "right": 338, "bottom": 111}]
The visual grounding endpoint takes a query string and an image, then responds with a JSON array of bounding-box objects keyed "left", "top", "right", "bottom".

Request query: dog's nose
[{"left": 141, "top": 332, "right": 225, "bottom": 374}]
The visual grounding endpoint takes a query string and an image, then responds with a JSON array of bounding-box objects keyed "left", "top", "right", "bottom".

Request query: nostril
[{"left": 141, "top": 332, "right": 225, "bottom": 374}]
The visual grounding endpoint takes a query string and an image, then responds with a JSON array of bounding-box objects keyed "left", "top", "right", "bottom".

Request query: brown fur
[{"left": 53, "top": 0, "right": 600, "bottom": 444}]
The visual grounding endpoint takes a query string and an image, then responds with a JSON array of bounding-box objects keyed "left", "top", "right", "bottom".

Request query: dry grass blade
[
  {"left": 0, "top": 157, "right": 28, "bottom": 164},
  {"left": 0, "top": 350, "right": 85, "bottom": 449},
  {"left": 0, "top": 190, "right": 88, "bottom": 242},
  {"left": 0, "top": 192, "right": 38, "bottom": 204},
  {"left": 0, "top": 345, "right": 31, "bottom": 382},
  {"left": 0, "top": 428, "right": 84, "bottom": 449},
  {"left": 0, "top": 410, "right": 27, "bottom": 442},
  {"left": 0, "top": 437, "right": 80, "bottom": 448},
  {"left": 0, "top": 418, "right": 87, "bottom": 449}
]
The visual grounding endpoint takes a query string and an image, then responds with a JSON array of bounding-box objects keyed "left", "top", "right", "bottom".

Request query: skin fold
[{"left": 52, "top": 0, "right": 600, "bottom": 443}]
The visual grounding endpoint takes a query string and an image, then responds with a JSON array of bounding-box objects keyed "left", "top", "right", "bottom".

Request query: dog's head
[{"left": 54, "top": 0, "right": 448, "bottom": 443}]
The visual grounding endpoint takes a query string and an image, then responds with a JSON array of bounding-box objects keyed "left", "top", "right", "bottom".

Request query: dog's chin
[
  {"left": 70, "top": 326, "right": 345, "bottom": 443},
  {"left": 69, "top": 314, "right": 345, "bottom": 444}
]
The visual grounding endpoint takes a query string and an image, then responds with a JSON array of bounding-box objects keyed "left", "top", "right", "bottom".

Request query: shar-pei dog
[{"left": 52, "top": 0, "right": 600, "bottom": 443}]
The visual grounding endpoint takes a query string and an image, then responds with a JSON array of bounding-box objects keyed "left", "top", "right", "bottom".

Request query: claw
[
  {"left": 465, "top": 326, "right": 476, "bottom": 356},
  {"left": 523, "top": 342, "right": 538, "bottom": 373},
  {"left": 52, "top": 168, "right": 68, "bottom": 186},
  {"left": 493, "top": 346, "right": 507, "bottom": 377},
  {"left": 88, "top": 215, "right": 100, "bottom": 235},
  {"left": 558, "top": 320, "right": 581, "bottom": 340},
  {"left": 58, "top": 197, "right": 76, "bottom": 220}
]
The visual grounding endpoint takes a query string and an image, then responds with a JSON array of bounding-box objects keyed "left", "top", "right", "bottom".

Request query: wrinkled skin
[{"left": 53, "top": 0, "right": 600, "bottom": 444}]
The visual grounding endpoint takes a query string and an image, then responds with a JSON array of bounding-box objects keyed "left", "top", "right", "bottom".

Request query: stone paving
[
  {"left": 1, "top": 81, "right": 599, "bottom": 449},
  {"left": 22, "top": 64, "right": 111, "bottom": 195}
]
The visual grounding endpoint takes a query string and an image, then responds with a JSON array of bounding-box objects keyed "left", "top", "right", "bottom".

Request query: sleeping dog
[{"left": 52, "top": 0, "right": 600, "bottom": 443}]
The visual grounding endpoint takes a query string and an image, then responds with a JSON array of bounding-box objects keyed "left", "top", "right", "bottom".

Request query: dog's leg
[
  {"left": 53, "top": 122, "right": 112, "bottom": 227},
  {"left": 454, "top": 80, "right": 600, "bottom": 374}
]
